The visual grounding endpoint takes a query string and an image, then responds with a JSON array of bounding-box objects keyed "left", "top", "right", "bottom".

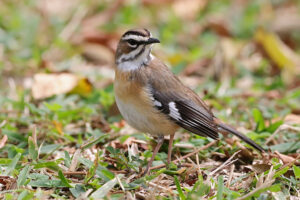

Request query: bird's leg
[
  {"left": 143, "top": 135, "right": 164, "bottom": 176},
  {"left": 167, "top": 133, "right": 175, "bottom": 166}
]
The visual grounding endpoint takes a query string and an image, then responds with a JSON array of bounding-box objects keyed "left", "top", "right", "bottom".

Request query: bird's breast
[{"left": 114, "top": 70, "right": 178, "bottom": 135}]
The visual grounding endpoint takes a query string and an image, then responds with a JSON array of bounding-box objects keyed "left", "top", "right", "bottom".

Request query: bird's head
[{"left": 115, "top": 28, "right": 160, "bottom": 68}]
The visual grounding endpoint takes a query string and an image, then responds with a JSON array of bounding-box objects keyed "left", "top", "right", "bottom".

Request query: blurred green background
[{"left": 0, "top": 0, "right": 300, "bottom": 199}]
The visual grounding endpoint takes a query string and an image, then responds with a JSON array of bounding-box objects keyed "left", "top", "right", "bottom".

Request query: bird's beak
[{"left": 145, "top": 37, "right": 160, "bottom": 44}]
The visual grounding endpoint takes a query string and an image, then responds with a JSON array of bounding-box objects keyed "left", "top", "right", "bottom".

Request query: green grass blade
[
  {"left": 58, "top": 170, "right": 73, "bottom": 188},
  {"left": 217, "top": 175, "right": 224, "bottom": 200},
  {"left": 5, "top": 153, "right": 21, "bottom": 175},
  {"left": 174, "top": 176, "right": 186, "bottom": 200},
  {"left": 17, "top": 165, "right": 31, "bottom": 187}
]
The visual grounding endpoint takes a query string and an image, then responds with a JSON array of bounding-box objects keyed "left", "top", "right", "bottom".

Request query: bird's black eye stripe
[{"left": 127, "top": 39, "right": 138, "bottom": 45}]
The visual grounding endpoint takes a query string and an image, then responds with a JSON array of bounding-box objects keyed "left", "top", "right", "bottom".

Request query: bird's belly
[
  {"left": 116, "top": 97, "right": 153, "bottom": 132},
  {"left": 115, "top": 96, "right": 177, "bottom": 136}
]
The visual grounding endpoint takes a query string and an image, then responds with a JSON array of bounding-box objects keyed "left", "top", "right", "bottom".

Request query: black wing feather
[{"left": 152, "top": 91, "right": 219, "bottom": 139}]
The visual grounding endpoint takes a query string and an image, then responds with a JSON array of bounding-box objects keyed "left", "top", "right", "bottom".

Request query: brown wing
[{"left": 144, "top": 58, "right": 219, "bottom": 139}]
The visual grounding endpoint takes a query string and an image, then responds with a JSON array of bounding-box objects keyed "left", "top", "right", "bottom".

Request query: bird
[{"left": 114, "top": 28, "right": 264, "bottom": 175}]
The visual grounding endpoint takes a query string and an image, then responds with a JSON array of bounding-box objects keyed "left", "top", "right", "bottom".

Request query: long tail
[{"left": 217, "top": 122, "right": 265, "bottom": 152}]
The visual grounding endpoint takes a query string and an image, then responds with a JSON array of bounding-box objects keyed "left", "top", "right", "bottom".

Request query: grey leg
[
  {"left": 143, "top": 135, "right": 164, "bottom": 176},
  {"left": 167, "top": 133, "right": 175, "bottom": 166}
]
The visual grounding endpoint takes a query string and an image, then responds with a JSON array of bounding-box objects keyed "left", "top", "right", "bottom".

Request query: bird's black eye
[{"left": 127, "top": 39, "right": 137, "bottom": 46}]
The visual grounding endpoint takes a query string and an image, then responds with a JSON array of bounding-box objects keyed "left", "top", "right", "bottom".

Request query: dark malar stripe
[{"left": 121, "top": 45, "right": 146, "bottom": 63}]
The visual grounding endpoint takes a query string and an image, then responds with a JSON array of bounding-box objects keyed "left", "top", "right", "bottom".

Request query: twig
[
  {"left": 179, "top": 163, "right": 194, "bottom": 168},
  {"left": 226, "top": 164, "right": 235, "bottom": 187},
  {"left": 109, "top": 169, "right": 128, "bottom": 174},
  {"left": 196, "top": 152, "right": 201, "bottom": 175},
  {"left": 150, "top": 140, "right": 217, "bottom": 170},
  {"left": 209, "top": 150, "right": 241, "bottom": 176},
  {"left": 63, "top": 171, "right": 87, "bottom": 175},
  {"left": 174, "top": 143, "right": 195, "bottom": 149}
]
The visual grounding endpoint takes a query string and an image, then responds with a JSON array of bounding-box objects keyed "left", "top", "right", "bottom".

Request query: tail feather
[{"left": 217, "top": 123, "right": 264, "bottom": 152}]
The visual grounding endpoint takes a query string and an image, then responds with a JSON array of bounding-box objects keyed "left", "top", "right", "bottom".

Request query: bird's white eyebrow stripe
[{"left": 122, "top": 35, "right": 148, "bottom": 41}]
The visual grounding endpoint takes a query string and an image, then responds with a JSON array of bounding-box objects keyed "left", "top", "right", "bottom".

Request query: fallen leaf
[
  {"left": 220, "top": 38, "right": 244, "bottom": 62},
  {"left": 53, "top": 121, "right": 64, "bottom": 135},
  {"left": 182, "top": 58, "right": 211, "bottom": 76},
  {"left": 251, "top": 164, "right": 272, "bottom": 174},
  {"left": 173, "top": 0, "right": 207, "bottom": 20},
  {"left": 284, "top": 114, "right": 300, "bottom": 125},
  {"left": 255, "top": 28, "right": 300, "bottom": 83},
  {"left": 82, "top": 43, "right": 114, "bottom": 65},
  {"left": 271, "top": 6, "right": 300, "bottom": 34},
  {"left": 31, "top": 73, "right": 92, "bottom": 99},
  {"left": 37, "top": 0, "right": 79, "bottom": 18},
  {"left": 69, "top": 149, "right": 81, "bottom": 172},
  {"left": 0, "top": 176, "right": 17, "bottom": 190},
  {"left": 80, "top": 31, "right": 119, "bottom": 52},
  {"left": 70, "top": 77, "right": 93, "bottom": 97},
  {"left": 274, "top": 151, "right": 297, "bottom": 165},
  {"left": 91, "top": 115, "right": 111, "bottom": 133},
  {"left": 206, "top": 17, "right": 231, "bottom": 37}
]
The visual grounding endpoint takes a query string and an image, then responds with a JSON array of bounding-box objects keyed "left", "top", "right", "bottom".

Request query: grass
[{"left": 0, "top": 0, "right": 300, "bottom": 199}]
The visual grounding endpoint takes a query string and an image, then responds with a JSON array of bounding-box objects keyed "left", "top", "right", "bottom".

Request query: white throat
[{"left": 117, "top": 47, "right": 154, "bottom": 72}]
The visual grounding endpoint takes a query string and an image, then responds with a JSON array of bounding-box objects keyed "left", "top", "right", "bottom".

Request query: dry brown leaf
[
  {"left": 251, "top": 164, "right": 271, "bottom": 174},
  {"left": 80, "top": 31, "right": 119, "bottom": 52},
  {"left": 182, "top": 58, "right": 211, "bottom": 76},
  {"left": 274, "top": 151, "right": 297, "bottom": 165},
  {"left": 31, "top": 73, "right": 92, "bottom": 99},
  {"left": 173, "top": 0, "right": 207, "bottom": 20},
  {"left": 32, "top": 73, "right": 77, "bottom": 99},
  {"left": 284, "top": 114, "right": 300, "bottom": 125},
  {"left": 37, "top": 0, "right": 79, "bottom": 18},
  {"left": 69, "top": 149, "right": 81, "bottom": 172},
  {"left": 82, "top": 43, "right": 114, "bottom": 65},
  {"left": 271, "top": 6, "right": 300, "bottom": 34},
  {"left": 91, "top": 116, "right": 111, "bottom": 133},
  {"left": 220, "top": 38, "right": 244, "bottom": 62},
  {"left": 0, "top": 176, "right": 17, "bottom": 190},
  {"left": 206, "top": 17, "right": 231, "bottom": 37},
  {"left": 178, "top": 76, "right": 204, "bottom": 90}
]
